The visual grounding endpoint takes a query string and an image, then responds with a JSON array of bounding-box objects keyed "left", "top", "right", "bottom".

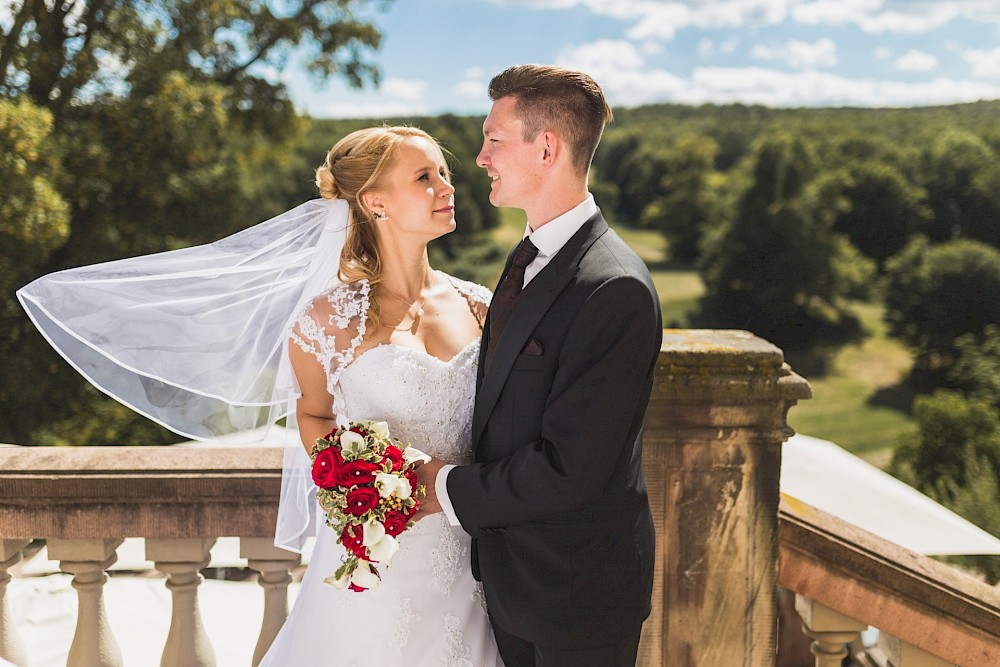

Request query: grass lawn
[{"left": 490, "top": 212, "right": 916, "bottom": 467}]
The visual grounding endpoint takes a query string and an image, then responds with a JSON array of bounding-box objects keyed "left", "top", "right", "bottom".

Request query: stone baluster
[
  {"left": 795, "top": 594, "right": 866, "bottom": 667},
  {"left": 639, "top": 330, "right": 811, "bottom": 666},
  {"left": 49, "top": 538, "right": 125, "bottom": 667},
  {"left": 0, "top": 540, "right": 30, "bottom": 667},
  {"left": 147, "top": 538, "right": 216, "bottom": 667},
  {"left": 241, "top": 538, "right": 301, "bottom": 666}
]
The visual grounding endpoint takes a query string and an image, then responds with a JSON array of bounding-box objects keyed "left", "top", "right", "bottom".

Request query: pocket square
[{"left": 522, "top": 338, "right": 544, "bottom": 356}]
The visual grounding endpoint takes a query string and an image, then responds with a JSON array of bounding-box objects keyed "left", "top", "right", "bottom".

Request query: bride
[
  {"left": 17, "top": 126, "right": 504, "bottom": 665},
  {"left": 261, "top": 128, "right": 502, "bottom": 665}
]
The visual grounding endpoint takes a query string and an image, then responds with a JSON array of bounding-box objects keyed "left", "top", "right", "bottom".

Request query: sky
[{"left": 281, "top": 0, "right": 1000, "bottom": 118}]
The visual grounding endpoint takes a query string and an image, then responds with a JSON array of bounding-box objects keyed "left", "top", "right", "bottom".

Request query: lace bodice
[
  {"left": 338, "top": 341, "right": 479, "bottom": 464},
  {"left": 290, "top": 273, "right": 491, "bottom": 465}
]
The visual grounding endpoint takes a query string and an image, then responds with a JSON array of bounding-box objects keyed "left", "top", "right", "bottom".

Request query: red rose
[
  {"left": 334, "top": 460, "right": 379, "bottom": 488},
  {"left": 340, "top": 523, "right": 368, "bottom": 560},
  {"left": 382, "top": 445, "right": 404, "bottom": 472},
  {"left": 345, "top": 487, "right": 380, "bottom": 516},
  {"left": 323, "top": 427, "right": 341, "bottom": 441},
  {"left": 311, "top": 447, "right": 345, "bottom": 489},
  {"left": 349, "top": 582, "right": 369, "bottom": 592},
  {"left": 382, "top": 511, "right": 408, "bottom": 537},
  {"left": 350, "top": 425, "right": 368, "bottom": 437}
]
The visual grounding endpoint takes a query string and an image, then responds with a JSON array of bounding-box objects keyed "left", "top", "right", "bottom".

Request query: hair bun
[{"left": 315, "top": 164, "right": 340, "bottom": 200}]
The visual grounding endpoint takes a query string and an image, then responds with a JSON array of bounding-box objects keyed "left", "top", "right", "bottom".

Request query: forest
[{"left": 3, "top": 1, "right": 999, "bottom": 578}]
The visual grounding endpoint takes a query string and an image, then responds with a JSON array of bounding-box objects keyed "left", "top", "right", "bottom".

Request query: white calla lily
[
  {"left": 403, "top": 446, "right": 431, "bottom": 465},
  {"left": 367, "top": 534, "right": 399, "bottom": 565},
  {"left": 350, "top": 561, "right": 380, "bottom": 590},
  {"left": 396, "top": 476, "right": 412, "bottom": 499},
  {"left": 374, "top": 472, "right": 401, "bottom": 498},
  {"left": 362, "top": 517, "right": 386, "bottom": 546},
  {"left": 324, "top": 569, "right": 351, "bottom": 590},
  {"left": 369, "top": 421, "right": 390, "bottom": 438},
  {"left": 339, "top": 430, "right": 365, "bottom": 454}
]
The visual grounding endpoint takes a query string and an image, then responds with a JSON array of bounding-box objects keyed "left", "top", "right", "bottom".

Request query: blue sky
[{"left": 281, "top": 0, "right": 1000, "bottom": 118}]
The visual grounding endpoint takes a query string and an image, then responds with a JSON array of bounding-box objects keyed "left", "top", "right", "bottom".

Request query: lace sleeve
[
  {"left": 444, "top": 274, "right": 493, "bottom": 307},
  {"left": 289, "top": 280, "right": 370, "bottom": 397}
]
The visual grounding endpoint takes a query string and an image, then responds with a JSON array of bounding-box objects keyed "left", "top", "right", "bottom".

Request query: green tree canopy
[
  {"left": 1, "top": 0, "right": 392, "bottom": 446},
  {"left": 698, "top": 130, "right": 874, "bottom": 347},
  {"left": 883, "top": 236, "right": 1000, "bottom": 369}
]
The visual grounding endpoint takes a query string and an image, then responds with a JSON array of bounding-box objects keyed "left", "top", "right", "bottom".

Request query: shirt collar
[{"left": 522, "top": 194, "right": 598, "bottom": 258}]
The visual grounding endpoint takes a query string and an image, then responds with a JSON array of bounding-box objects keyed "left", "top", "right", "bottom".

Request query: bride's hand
[{"left": 413, "top": 458, "right": 444, "bottom": 521}]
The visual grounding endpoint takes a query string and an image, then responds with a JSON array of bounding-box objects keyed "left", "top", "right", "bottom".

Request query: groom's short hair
[{"left": 488, "top": 64, "right": 612, "bottom": 176}]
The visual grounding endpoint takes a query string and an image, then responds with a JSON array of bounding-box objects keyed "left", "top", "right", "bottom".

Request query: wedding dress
[{"left": 259, "top": 273, "right": 504, "bottom": 667}]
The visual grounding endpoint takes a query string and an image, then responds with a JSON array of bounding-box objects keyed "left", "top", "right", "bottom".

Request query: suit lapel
[{"left": 472, "top": 213, "right": 610, "bottom": 449}]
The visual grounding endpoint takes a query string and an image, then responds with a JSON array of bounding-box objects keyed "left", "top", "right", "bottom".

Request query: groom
[{"left": 420, "top": 64, "right": 662, "bottom": 666}]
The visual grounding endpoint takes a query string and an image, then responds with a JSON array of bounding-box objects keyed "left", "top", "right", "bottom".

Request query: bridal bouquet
[{"left": 310, "top": 420, "right": 429, "bottom": 592}]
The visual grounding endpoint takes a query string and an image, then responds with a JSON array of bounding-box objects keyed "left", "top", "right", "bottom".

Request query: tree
[
  {"left": 639, "top": 132, "right": 721, "bottom": 262},
  {"left": 891, "top": 389, "right": 1000, "bottom": 583},
  {"left": 883, "top": 237, "right": 1000, "bottom": 369},
  {"left": 916, "top": 128, "right": 1000, "bottom": 247},
  {"left": 830, "top": 160, "right": 932, "bottom": 266},
  {"left": 1, "top": 0, "right": 392, "bottom": 446},
  {"left": 698, "top": 130, "right": 874, "bottom": 348}
]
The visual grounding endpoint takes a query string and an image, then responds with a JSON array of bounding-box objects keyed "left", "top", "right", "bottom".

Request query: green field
[{"left": 492, "top": 212, "right": 916, "bottom": 468}]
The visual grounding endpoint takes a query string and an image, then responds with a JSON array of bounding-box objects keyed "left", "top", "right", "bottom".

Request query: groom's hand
[{"left": 414, "top": 458, "right": 445, "bottom": 521}]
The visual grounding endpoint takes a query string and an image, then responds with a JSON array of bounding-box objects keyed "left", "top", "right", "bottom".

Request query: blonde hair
[
  {"left": 315, "top": 126, "right": 448, "bottom": 328},
  {"left": 488, "top": 64, "right": 612, "bottom": 175}
]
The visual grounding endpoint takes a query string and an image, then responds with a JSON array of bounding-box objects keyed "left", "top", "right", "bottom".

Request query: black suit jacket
[{"left": 447, "top": 211, "right": 662, "bottom": 650}]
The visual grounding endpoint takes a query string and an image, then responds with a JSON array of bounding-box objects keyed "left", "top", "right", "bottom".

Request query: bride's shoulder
[
  {"left": 441, "top": 272, "right": 492, "bottom": 305},
  {"left": 297, "top": 279, "right": 371, "bottom": 328}
]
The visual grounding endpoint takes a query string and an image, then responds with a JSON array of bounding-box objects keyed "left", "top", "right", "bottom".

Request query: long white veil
[{"left": 17, "top": 197, "right": 351, "bottom": 551}]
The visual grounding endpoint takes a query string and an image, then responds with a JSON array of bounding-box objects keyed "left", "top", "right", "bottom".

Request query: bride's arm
[{"left": 288, "top": 340, "right": 337, "bottom": 455}]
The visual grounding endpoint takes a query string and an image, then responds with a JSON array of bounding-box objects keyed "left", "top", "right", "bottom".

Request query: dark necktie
[{"left": 486, "top": 237, "right": 539, "bottom": 368}]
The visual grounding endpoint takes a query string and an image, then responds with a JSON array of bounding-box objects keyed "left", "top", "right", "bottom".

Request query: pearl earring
[{"left": 372, "top": 211, "right": 387, "bottom": 221}]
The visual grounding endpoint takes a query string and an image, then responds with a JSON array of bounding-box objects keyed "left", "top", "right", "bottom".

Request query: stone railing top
[
  {"left": 656, "top": 329, "right": 812, "bottom": 403},
  {"left": 0, "top": 445, "right": 284, "bottom": 540},
  {"left": 779, "top": 495, "right": 1000, "bottom": 667}
]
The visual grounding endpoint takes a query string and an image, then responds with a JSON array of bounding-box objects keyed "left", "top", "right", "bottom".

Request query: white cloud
[
  {"left": 750, "top": 38, "right": 837, "bottom": 69},
  {"left": 895, "top": 50, "right": 938, "bottom": 72},
  {"left": 558, "top": 39, "right": 645, "bottom": 71},
  {"left": 556, "top": 40, "right": 686, "bottom": 106},
  {"left": 676, "top": 66, "right": 1000, "bottom": 107},
  {"left": 381, "top": 78, "right": 427, "bottom": 102},
  {"left": 875, "top": 47, "right": 892, "bottom": 60},
  {"left": 963, "top": 47, "right": 1000, "bottom": 79},
  {"left": 698, "top": 38, "right": 715, "bottom": 57},
  {"left": 495, "top": 0, "right": 997, "bottom": 42},
  {"left": 720, "top": 37, "right": 740, "bottom": 54}
]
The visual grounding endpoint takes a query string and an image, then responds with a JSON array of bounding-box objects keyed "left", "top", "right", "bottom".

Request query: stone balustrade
[{"left": 0, "top": 330, "right": 997, "bottom": 666}]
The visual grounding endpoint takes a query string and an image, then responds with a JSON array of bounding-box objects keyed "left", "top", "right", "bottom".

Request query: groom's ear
[{"left": 540, "top": 131, "right": 559, "bottom": 166}]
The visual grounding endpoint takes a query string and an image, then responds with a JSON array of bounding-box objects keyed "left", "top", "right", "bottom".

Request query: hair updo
[{"left": 315, "top": 126, "right": 446, "bottom": 328}]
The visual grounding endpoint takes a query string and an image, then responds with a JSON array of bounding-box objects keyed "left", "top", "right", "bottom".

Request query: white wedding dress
[{"left": 259, "top": 273, "right": 503, "bottom": 667}]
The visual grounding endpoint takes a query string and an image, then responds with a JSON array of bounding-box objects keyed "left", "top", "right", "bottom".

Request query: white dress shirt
[{"left": 436, "top": 194, "right": 598, "bottom": 527}]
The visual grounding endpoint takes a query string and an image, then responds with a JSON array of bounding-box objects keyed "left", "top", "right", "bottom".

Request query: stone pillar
[
  {"left": 638, "top": 330, "right": 811, "bottom": 667},
  {"left": 0, "top": 540, "right": 30, "bottom": 667},
  {"left": 147, "top": 538, "right": 216, "bottom": 667},
  {"left": 49, "top": 538, "right": 125, "bottom": 667},
  {"left": 795, "top": 595, "right": 866, "bottom": 667},
  {"left": 241, "top": 538, "right": 301, "bottom": 666}
]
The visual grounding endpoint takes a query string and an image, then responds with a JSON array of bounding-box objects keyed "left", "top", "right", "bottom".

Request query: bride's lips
[{"left": 434, "top": 206, "right": 455, "bottom": 214}]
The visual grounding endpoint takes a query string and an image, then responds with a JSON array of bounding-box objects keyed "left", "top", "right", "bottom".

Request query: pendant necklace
[{"left": 383, "top": 285, "right": 428, "bottom": 318}]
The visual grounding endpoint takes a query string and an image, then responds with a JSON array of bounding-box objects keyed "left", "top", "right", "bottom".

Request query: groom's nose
[{"left": 476, "top": 143, "right": 490, "bottom": 170}]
